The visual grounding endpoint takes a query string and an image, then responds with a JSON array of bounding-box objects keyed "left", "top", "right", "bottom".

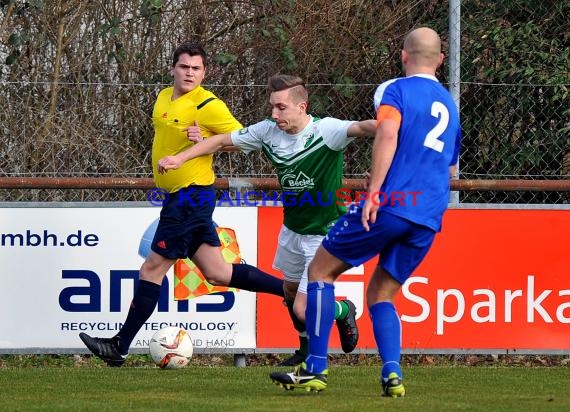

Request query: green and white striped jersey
[{"left": 231, "top": 116, "right": 355, "bottom": 235}]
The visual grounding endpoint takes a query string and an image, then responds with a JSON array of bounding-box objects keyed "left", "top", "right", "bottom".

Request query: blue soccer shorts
[
  {"left": 322, "top": 205, "right": 436, "bottom": 284},
  {"left": 151, "top": 185, "right": 221, "bottom": 260}
]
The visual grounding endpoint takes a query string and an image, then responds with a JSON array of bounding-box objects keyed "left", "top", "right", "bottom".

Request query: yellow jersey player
[{"left": 79, "top": 42, "right": 285, "bottom": 366}]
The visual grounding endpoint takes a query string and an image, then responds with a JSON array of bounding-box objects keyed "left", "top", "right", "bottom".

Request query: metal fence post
[{"left": 449, "top": 0, "right": 461, "bottom": 204}]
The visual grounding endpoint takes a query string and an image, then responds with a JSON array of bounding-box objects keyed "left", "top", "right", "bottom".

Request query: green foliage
[
  {"left": 4, "top": 49, "right": 19, "bottom": 65},
  {"left": 0, "top": 0, "right": 567, "bottom": 204},
  {"left": 333, "top": 76, "right": 356, "bottom": 99},
  {"left": 99, "top": 17, "right": 122, "bottom": 38},
  {"left": 7, "top": 33, "right": 22, "bottom": 46},
  {"left": 213, "top": 52, "right": 238, "bottom": 66},
  {"left": 9, "top": 0, "right": 44, "bottom": 13},
  {"left": 309, "top": 93, "right": 334, "bottom": 118},
  {"left": 257, "top": 14, "right": 299, "bottom": 70},
  {"left": 459, "top": 0, "right": 569, "bottom": 186},
  {"left": 141, "top": 0, "right": 162, "bottom": 23},
  {"left": 112, "top": 45, "right": 127, "bottom": 64},
  {"left": 281, "top": 44, "right": 297, "bottom": 70}
]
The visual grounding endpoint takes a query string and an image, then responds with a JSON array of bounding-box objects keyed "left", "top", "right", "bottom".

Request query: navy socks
[
  {"left": 115, "top": 265, "right": 283, "bottom": 354},
  {"left": 228, "top": 263, "right": 284, "bottom": 297},
  {"left": 115, "top": 279, "right": 161, "bottom": 354}
]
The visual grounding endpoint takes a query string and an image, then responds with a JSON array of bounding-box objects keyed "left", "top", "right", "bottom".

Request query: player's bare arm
[
  {"left": 157, "top": 133, "right": 233, "bottom": 174},
  {"left": 346, "top": 119, "right": 376, "bottom": 137},
  {"left": 361, "top": 119, "right": 399, "bottom": 231}
]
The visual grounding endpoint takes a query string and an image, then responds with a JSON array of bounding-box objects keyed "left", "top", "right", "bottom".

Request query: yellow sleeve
[{"left": 197, "top": 98, "right": 243, "bottom": 137}]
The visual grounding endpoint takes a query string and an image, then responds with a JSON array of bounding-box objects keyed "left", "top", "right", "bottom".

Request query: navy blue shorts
[
  {"left": 151, "top": 185, "right": 221, "bottom": 259},
  {"left": 322, "top": 204, "right": 436, "bottom": 284}
]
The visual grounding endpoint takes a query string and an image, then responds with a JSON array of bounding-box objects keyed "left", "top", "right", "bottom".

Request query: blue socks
[
  {"left": 369, "top": 301, "right": 402, "bottom": 381},
  {"left": 304, "top": 281, "right": 335, "bottom": 374},
  {"left": 116, "top": 279, "right": 161, "bottom": 354}
]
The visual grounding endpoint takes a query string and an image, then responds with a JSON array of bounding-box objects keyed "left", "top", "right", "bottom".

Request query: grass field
[{"left": 0, "top": 355, "right": 568, "bottom": 411}]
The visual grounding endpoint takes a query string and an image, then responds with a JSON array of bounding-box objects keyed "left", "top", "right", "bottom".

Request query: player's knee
[{"left": 139, "top": 261, "right": 166, "bottom": 284}]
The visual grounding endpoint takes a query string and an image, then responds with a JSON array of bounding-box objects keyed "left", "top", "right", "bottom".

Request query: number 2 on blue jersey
[{"left": 423, "top": 101, "right": 448, "bottom": 153}]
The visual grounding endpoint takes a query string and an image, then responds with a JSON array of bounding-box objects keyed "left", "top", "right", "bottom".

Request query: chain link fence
[
  {"left": 456, "top": 0, "right": 569, "bottom": 203},
  {"left": 0, "top": 0, "right": 568, "bottom": 203}
]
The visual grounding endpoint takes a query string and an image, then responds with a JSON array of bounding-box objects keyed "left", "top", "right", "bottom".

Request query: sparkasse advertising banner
[
  {"left": 0, "top": 205, "right": 258, "bottom": 353},
  {"left": 256, "top": 206, "right": 570, "bottom": 352}
]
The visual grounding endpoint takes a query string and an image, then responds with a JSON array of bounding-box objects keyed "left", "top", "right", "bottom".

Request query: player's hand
[
  {"left": 185, "top": 120, "right": 203, "bottom": 143},
  {"left": 361, "top": 195, "right": 379, "bottom": 232},
  {"left": 157, "top": 155, "right": 182, "bottom": 174}
]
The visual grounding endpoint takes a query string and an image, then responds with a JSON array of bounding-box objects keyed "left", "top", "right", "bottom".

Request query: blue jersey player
[{"left": 270, "top": 27, "right": 462, "bottom": 397}]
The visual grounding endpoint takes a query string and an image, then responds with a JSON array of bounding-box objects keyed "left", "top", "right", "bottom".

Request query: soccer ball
[{"left": 149, "top": 327, "right": 194, "bottom": 369}]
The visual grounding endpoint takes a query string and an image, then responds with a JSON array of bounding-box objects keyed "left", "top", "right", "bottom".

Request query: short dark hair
[
  {"left": 268, "top": 74, "right": 308, "bottom": 103},
  {"left": 172, "top": 42, "right": 208, "bottom": 67}
]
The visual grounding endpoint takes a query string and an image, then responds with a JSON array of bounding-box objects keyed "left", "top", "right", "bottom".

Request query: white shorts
[{"left": 272, "top": 225, "right": 324, "bottom": 294}]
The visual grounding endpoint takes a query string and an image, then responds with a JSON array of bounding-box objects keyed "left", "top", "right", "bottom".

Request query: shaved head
[{"left": 401, "top": 27, "right": 443, "bottom": 74}]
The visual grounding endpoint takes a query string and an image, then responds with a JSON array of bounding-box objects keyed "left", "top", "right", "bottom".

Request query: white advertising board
[{"left": 0, "top": 205, "right": 258, "bottom": 353}]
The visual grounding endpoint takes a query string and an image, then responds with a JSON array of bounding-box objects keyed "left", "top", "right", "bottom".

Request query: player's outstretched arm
[
  {"left": 347, "top": 119, "right": 376, "bottom": 138},
  {"left": 361, "top": 119, "right": 399, "bottom": 231},
  {"left": 157, "top": 133, "right": 233, "bottom": 174}
]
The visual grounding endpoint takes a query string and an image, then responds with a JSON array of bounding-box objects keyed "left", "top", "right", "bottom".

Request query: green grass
[{"left": 0, "top": 362, "right": 568, "bottom": 411}]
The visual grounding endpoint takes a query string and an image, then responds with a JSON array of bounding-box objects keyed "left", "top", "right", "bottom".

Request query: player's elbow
[
  {"left": 208, "top": 134, "right": 233, "bottom": 152},
  {"left": 449, "top": 165, "right": 458, "bottom": 179}
]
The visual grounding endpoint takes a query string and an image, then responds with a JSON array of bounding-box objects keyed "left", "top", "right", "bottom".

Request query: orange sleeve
[{"left": 376, "top": 104, "right": 402, "bottom": 128}]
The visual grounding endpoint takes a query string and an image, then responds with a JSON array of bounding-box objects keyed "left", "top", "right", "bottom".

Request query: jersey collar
[{"left": 408, "top": 74, "right": 439, "bottom": 82}]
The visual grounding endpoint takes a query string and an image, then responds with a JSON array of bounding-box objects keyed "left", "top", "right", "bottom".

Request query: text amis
[{"left": 59, "top": 270, "right": 235, "bottom": 313}]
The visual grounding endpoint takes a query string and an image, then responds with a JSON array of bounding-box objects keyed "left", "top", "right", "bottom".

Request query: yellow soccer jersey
[{"left": 151, "top": 86, "right": 242, "bottom": 192}]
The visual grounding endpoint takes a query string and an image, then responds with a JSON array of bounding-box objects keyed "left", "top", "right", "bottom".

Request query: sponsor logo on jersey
[
  {"left": 304, "top": 133, "right": 315, "bottom": 148},
  {"left": 281, "top": 171, "right": 315, "bottom": 191}
]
